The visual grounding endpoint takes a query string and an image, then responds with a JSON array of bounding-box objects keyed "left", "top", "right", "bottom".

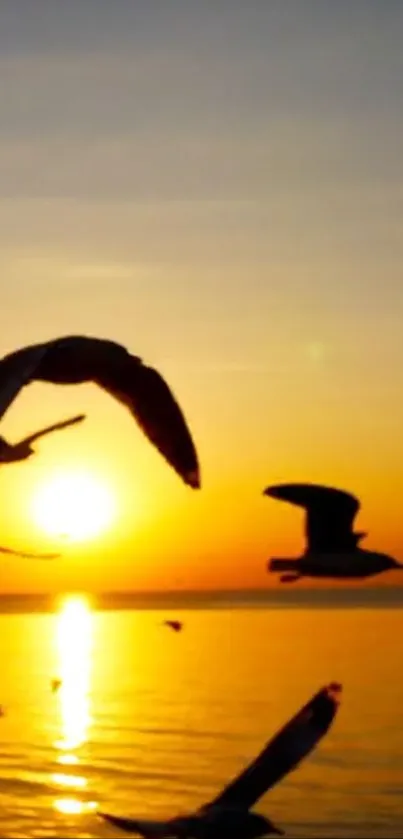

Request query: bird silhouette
[
  {"left": 162, "top": 620, "right": 183, "bottom": 632},
  {"left": 0, "top": 545, "right": 60, "bottom": 560},
  {"left": 99, "top": 682, "right": 341, "bottom": 838},
  {"left": 51, "top": 678, "right": 62, "bottom": 693},
  {"left": 265, "top": 483, "right": 401, "bottom": 582},
  {"left": 0, "top": 335, "right": 200, "bottom": 489},
  {"left": 0, "top": 414, "right": 85, "bottom": 463}
]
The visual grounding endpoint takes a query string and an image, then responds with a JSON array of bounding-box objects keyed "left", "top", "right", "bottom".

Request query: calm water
[{"left": 0, "top": 596, "right": 403, "bottom": 838}]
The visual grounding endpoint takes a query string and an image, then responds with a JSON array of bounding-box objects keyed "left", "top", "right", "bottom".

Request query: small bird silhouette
[
  {"left": 99, "top": 682, "right": 341, "bottom": 838},
  {"left": 0, "top": 335, "right": 200, "bottom": 489},
  {"left": 51, "top": 678, "right": 62, "bottom": 693},
  {"left": 0, "top": 544, "right": 60, "bottom": 560},
  {"left": 265, "top": 482, "right": 401, "bottom": 582},
  {"left": 0, "top": 414, "right": 85, "bottom": 464},
  {"left": 163, "top": 620, "right": 183, "bottom": 632}
]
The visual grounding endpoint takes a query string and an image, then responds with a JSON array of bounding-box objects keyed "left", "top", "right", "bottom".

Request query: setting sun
[{"left": 31, "top": 470, "right": 116, "bottom": 543}]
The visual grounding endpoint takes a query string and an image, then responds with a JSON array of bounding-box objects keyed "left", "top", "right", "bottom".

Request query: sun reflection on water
[
  {"left": 52, "top": 594, "right": 97, "bottom": 815},
  {"left": 54, "top": 798, "right": 98, "bottom": 816}
]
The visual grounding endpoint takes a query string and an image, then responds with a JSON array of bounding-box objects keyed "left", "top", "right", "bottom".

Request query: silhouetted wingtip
[
  {"left": 326, "top": 682, "right": 343, "bottom": 702},
  {"left": 185, "top": 468, "right": 201, "bottom": 489},
  {"left": 98, "top": 812, "right": 120, "bottom": 826},
  {"left": 98, "top": 812, "right": 136, "bottom": 834}
]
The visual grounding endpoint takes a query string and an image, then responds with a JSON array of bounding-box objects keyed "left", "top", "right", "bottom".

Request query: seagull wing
[
  {"left": 0, "top": 344, "right": 50, "bottom": 421},
  {"left": 0, "top": 545, "right": 60, "bottom": 559},
  {"left": 0, "top": 337, "right": 200, "bottom": 489},
  {"left": 99, "top": 813, "right": 173, "bottom": 837},
  {"left": 18, "top": 414, "right": 86, "bottom": 446},
  {"left": 264, "top": 483, "right": 360, "bottom": 553},
  {"left": 206, "top": 683, "right": 341, "bottom": 811},
  {"left": 96, "top": 358, "right": 200, "bottom": 489}
]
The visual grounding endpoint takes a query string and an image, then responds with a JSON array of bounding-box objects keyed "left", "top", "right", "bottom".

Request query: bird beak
[{"left": 271, "top": 825, "right": 284, "bottom": 836}]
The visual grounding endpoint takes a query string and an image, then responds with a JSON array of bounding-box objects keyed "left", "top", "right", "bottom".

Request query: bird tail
[{"left": 269, "top": 558, "right": 300, "bottom": 573}]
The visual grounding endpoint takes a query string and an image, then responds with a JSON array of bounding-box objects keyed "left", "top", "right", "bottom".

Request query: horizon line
[{"left": 2, "top": 583, "right": 403, "bottom": 600}]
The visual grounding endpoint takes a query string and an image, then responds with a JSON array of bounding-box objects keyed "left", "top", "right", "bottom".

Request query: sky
[{"left": 1, "top": 0, "right": 403, "bottom": 594}]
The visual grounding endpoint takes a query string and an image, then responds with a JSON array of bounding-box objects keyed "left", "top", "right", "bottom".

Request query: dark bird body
[
  {"left": 265, "top": 483, "right": 401, "bottom": 582},
  {"left": 163, "top": 620, "right": 183, "bottom": 632},
  {"left": 100, "top": 682, "right": 341, "bottom": 837},
  {"left": 102, "top": 809, "right": 279, "bottom": 839},
  {"left": 0, "top": 414, "right": 85, "bottom": 463},
  {"left": 0, "top": 336, "right": 200, "bottom": 488}
]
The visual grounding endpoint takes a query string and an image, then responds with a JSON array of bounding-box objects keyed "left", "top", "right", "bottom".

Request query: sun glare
[
  {"left": 55, "top": 595, "right": 93, "bottom": 752},
  {"left": 52, "top": 595, "right": 96, "bottom": 815},
  {"left": 31, "top": 470, "right": 116, "bottom": 542}
]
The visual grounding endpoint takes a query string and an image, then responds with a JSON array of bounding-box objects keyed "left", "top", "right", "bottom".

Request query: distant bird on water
[
  {"left": 0, "top": 335, "right": 200, "bottom": 489},
  {"left": 0, "top": 414, "right": 85, "bottom": 464},
  {"left": 163, "top": 619, "right": 183, "bottom": 632},
  {"left": 99, "top": 682, "right": 342, "bottom": 838},
  {"left": 265, "top": 482, "right": 401, "bottom": 583}
]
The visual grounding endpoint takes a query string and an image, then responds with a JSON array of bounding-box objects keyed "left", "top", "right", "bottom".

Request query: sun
[{"left": 31, "top": 470, "right": 116, "bottom": 542}]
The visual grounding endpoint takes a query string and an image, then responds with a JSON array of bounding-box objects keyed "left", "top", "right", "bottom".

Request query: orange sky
[{"left": 1, "top": 2, "right": 403, "bottom": 593}]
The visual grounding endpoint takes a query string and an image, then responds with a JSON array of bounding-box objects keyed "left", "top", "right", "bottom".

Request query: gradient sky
[{"left": 1, "top": 1, "right": 403, "bottom": 593}]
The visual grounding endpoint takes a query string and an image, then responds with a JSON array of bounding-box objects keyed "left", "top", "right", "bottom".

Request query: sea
[{"left": 0, "top": 587, "right": 403, "bottom": 839}]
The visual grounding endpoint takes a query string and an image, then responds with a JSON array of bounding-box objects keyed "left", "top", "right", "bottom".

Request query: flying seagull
[
  {"left": 265, "top": 483, "right": 401, "bottom": 582},
  {"left": 99, "top": 682, "right": 342, "bottom": 838},
  {"left": 0, "top": 544, "right": 59, "bottom": 559},
  {"left": 0, "top": 414, "right": 85, "bottom": 463},
  {"left": 162, "top": 620, "right": 183, "bottom": 632},
  {"left": 0, "top": 335, "right": 200, "bottom": 489}
]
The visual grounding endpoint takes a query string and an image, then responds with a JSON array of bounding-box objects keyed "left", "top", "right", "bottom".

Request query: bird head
[{"left": 13, "top": 442, "right": 35, "bottom": 460}]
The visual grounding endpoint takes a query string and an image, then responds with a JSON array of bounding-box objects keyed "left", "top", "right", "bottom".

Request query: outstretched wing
[
  {"left": 0, "top": 545, "right": 60, "bottom": 559},
  {"left": 206, "top": 683, "right": 342, "bottom": 811},
  {"left": 0, "top": 344, "right": 50, "bottom": 421},
  {"left": 99, "top": 813, "right": 171, "bottom": 837},
  {"left": 19, "top": 414, "right": 86, "bottom": 446},
  {"left": 264, "top": 483, "right": 360, "bottom": 553},
  {"left": 98, "top": 359, "right": 200, "bottom": 489},
  {"left": 0, "top": 336, "right": 200, "bottom": 490}
]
